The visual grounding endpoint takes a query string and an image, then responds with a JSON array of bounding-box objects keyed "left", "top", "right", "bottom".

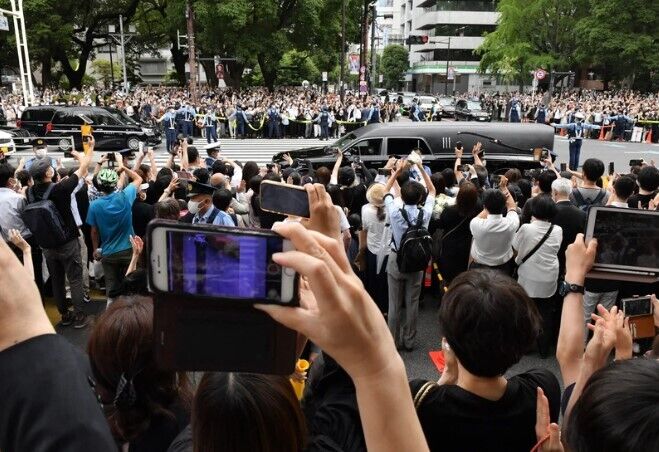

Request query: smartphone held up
[{"left": 146, "top": 220, "right": 299, "bottom": 374}]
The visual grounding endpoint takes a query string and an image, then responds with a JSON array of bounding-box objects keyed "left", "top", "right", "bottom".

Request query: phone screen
[
  {"left": 560, "top": 163, "right": 567, "bottom": 172},
  {"left": 623, "top": 297, "right": 652, "bottom": 316},
  {"left": 166, "top": 229, "right": 287, "bottom": 301},
  {"left": 260, "top": 182, "right": 310, "bottom": 218},
  {"left": 592, "top": 209, "right": 659, "bottom": 269}
]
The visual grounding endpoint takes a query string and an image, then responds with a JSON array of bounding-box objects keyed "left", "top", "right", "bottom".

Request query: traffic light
[{"left": 406, "top": 35, "right": 429, "bottom": 45}]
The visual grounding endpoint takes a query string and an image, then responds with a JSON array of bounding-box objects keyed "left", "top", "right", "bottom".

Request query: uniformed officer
[
  {"left": 410, "top": 98, "right": 421, "bottom": 122},
  {"left": 204, "top": 142, "right": 221, "bottom": 169},
  {"left": 178, "top": 102, "right": 197, "bottom": 138},
  {"left": 553, "top": 112, "right": 600, "bottom": 170},
  {"left": 267, "top": 104, "right": 280, "bottom": 139},
  {"left": 535, "top": 103, "right": 548, "bottom": 124},
  {"left": 204, "top": 108, "right": 218, "bottom": 144},
  {"left": 314, "top": 106, "right": 331, "bottom": 141},
  {"left": 230, "top": 105, "right": 249, "bottom": 139},
  {"left": 182, "top": 181, "right": 222, "bottom": 225},
  {"left": 509, "top": 97, "right": 522, "bottom": 123},
  {"left": 366, "top": 101, "right": 380, "bottom": 125},
  {"left": 155, "top": 106, "right": 178, "bottom": 153},
  {"left": 430, "top": 99, "right": 440, "bottom": 121}
]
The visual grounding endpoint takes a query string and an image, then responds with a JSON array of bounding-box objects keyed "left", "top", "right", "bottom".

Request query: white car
[{"left": 0, "top": 131, "right": 17, "bottom": 157}]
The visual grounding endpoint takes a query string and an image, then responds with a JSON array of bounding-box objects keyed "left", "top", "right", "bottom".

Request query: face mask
[
  {"left": 187, "top": 200, "right": 201, "bottom": 215},
  {"left": 35, "top": 148, "right": 47, "bottom": 158}
]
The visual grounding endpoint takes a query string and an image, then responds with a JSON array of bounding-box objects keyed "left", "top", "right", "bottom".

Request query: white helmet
[{"left": 574, "top": 112, "right": 585, "bottom": 120}]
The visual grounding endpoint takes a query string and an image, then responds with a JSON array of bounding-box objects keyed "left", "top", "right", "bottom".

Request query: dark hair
[
  {"left": 582, "top": 158, "right": 605, "bottom": 182},
  {"left": 137, "top": 164, "right": 151, "bottom": 182},
  {"left": 338, "top": 166, "right": 355, "bottom": 187},
  {"left": 565, "top": 359, "right": 659, "bottom": 452},
  {"left": 538, "top": 171, "right": 558, "bottom": 194},
  {"left": 118, "top": 270, "right": 149, "bottom": 297},
  {"left": 559, "top": 170, "right": 573, "bottom": 180},
  {"left": 439, "top": 270, "right": 540, "bottom": 377},
  {"left": 211, "top": 160, "right": 225, "bottom": 175},
  {"left": 56, "top": 167, "right": 69, "bottom": 179},
  {"left": 242, "top": 161, "right": 260, "bottom": 184},
  {"left": 15, "top": 169, "right": 31, "bottom": 187},
  {"left": 288, "top": 171, "right": 301, "bottom": 186},
  {"left": 613, "top": 176, "right": 635, "bottom": 201},
  {"left": 504, "top": 168, "right": 522, "bottom": 184},
  {"left": 636, "top": 166, "right": 659, "bottom": 192},
  {"left": 326, "top": 184, "right": 345, "bottom": 207},
  {"left": 88, "top": 296, "right": 192, "bottom": 443},
  {"left": 187, "top": 147, "right": 199, "bottom": 165},
  {"left": 193, "top": 168, "right": 210, "bottom": 185},
  {"left": 400, "top": 180, "right": 425, "bottom": 206},
  {"left": 212, "top": 188, "right": 233, "bottom": 211},
  {"left": 474, "top": 164, "right": 488, "bottom": 188},
  {"left": 430, "top": 173, "right": 446, "bottom": 194},
  {"left": 531, "top": 194, "right": 557, "bottom": 221},
  {"left": 155, "top": 198, "right": 181, "bottom": 220},
  {"left": 314, "top": 166, "right": 331, "bottom": 186},
  {"left": 440, "top": 167, "right": 456, "bottom": 188},
  {"left": 0, "top": 163, "right": 15, "bottom": 187},
  {"left": 483, "top": 189, "right": 506, "bottom": 214},
  {"left": 263, "top": 172, "right": 281, "bottom": 183},
  {"left": 456, "top": 181, "right": 479, "bottom": 216},
  {"left": 517, "top": 179, "right": 533, "bottom": 205},
  {"left": 396, "top": 169, "right": 410, "bottom": 187},
  {"left": 192, "top": 373, "right": 307, "bottom": 452}
]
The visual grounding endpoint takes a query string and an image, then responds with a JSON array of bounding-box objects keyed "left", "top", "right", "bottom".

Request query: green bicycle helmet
[{"left": 98, "top": 168, "right": 119, "bottom": 187}]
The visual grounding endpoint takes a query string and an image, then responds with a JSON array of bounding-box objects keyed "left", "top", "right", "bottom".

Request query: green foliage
[
  {"left": 92, "top": 60, "right": 122, "bottom": 87},
  {"left": 380, "top": 45, "right": 409, "bottom": 90},
  {"left": 277, "top": 50, "right": 321, "bottom": 86}
]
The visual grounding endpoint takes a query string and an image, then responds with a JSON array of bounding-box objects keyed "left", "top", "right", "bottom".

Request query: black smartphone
[
  {"left": 147, "top": 221, "right": 298, "bottom": 374},
  {"left": 378, "top": 168, "right": 392, "bottom": 176},
  {"left": 107, "top": 152, "right": 116, "bottom": 162},
  {"left": 629, "top": 159, "right": 644, "bottom": 167},
  {"left": 541, "top": 149, "right": 550, "bottom": 161},
  {"left": 82, "top": 135, "right": 92, "bottom": 143},
  {"left": 560, "top": 163, "right": 567, "bottom": 172},
  {"left": 622, "top": 296, "right": 652, "bottom": 317},
  {"left": 456, "top": 141, "right": 463, "bottom": 151},
  {"left": 260, "top": 180, "right": 311, "bottom": 218},
  {"left": 608, "top": 161, "right": 614, "bottom": 176}
]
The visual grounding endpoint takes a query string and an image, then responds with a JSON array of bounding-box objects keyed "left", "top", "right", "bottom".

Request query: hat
[
  {"left": 118, "top": 149, "right": 135, "bottom": 158},
  {"left": 366, "top": 183, "right": 386, "bottom": 207},
  {"left": 186, "top": 180, "right": 215, "bottom": 198},
  {"left": 204, "top": 142, "right": 221, "bottom": 154},
  {"left": 28, "top": 157, "right": 53, "bottom": 179}
]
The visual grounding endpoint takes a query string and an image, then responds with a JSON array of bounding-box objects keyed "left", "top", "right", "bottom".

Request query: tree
[
  {"left": 575, "top": 0, "right": 659, "bottom": 90},
  {"left": 380, "top": 45, "right": 408, "bottom": 90},
  {"left": 478, "top": 0, "right": 587, "bottom": 90},
  {"left": 277, "top": 50, "right": 320, "bottom": 86},
  {"left": 91, "top": 60, "right": 122, "bottom": 87}
]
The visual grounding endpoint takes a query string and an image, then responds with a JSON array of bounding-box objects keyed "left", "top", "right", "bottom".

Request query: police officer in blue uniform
[
  {"left": 204, "top": 108, "right": 218, "bottom": 144},
  {"left": 314, "top": 106, "right": 331, "bottom": 141},
  {"left": 155, "top": 106, "right": 178, "bottom": 153},
  {"left": 267, "top": 104, "right": 280, "bottom": 139},
  {"left": 178, "top": 102, "right": 197, "bottom": 138},
  {"left": 553, "top": 112, "right": 601, "bottom": 170},
  {"left": 509, "top": 97, "right": 522, "bottom": 123},
  {"left": 535, "top": 103, "right": 548, "bottom": 124},
  {"left": 409, "top": 98, "right": 421, "bottom": 122},
  {"left": 366, "top": 101, "right": 381, "bottom": 124},
  {"left": 231, "top": 105, "right": 249, "bottom": 139}
]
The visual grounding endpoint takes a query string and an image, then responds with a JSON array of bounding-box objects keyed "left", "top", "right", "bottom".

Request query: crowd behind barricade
[{"left": 0, "top": 98, "right": 659, "bottom": 451}]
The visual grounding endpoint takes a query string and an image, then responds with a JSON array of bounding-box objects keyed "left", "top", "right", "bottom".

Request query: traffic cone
[
  {"left": 645, "top": 128, "right": 653, "bottom": 144},
  {"left": 560, "top": 127, "right": 567, "bottom": 137},
  {"left": 598, "top": 126, "right": 606, "bottom": 140}
]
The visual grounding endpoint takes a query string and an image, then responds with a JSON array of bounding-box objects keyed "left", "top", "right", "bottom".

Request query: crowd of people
[{"left": 0, "top": 123, "right": 658, "bottom": 451}]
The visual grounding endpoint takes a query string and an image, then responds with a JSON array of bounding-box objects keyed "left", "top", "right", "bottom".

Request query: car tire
[
  {"left": 127, "top": 136, "right": 142, "bottom": 150},
  {"left": 58, "top": 137, "right": 72, "bottom": 151}
]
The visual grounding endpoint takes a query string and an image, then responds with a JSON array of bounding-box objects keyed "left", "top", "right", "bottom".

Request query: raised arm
[
  {"left": 454, "top": 147, "right": 464, "bottom": 183},
  {"left": 471, "top": 142, "right": 484, "bottom": 167},
  {"left": 116, "top": 157, "right": 143, "bottom": 189},
  {"left": 416, "top": 161, "right": 435, "bottom": 196},
  {"left": 330, "top": 152, "right": 344, "bottom": 185}
]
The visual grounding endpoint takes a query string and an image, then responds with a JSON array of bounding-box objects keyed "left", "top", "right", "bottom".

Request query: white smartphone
[{"left": 149, "top": 223, "right": 296, "bottom": 304}]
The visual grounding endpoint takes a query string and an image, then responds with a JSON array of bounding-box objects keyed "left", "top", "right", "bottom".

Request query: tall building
[{"left": 406, "top": 0, "right": 499, "bottom": 94}]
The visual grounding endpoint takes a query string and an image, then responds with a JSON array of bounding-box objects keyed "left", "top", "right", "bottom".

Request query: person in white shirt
[
  {"left": 356, "top": 183, "right": 392, "bottom": 314},
  {"left": 469, "top": 177, "right": 519, "bottom": 275},
  {"left": 512, "top": 195, "right": 562, "bottom": 357}
]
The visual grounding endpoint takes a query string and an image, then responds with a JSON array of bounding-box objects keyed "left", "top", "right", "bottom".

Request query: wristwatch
[{"left": 559, "top": 280, "right": 585, "bottom": 297}]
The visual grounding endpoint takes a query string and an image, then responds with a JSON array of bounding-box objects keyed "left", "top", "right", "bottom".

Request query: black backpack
[
  {"left": 395, "top": 208, "right": 432, "bottom": 273},
  {"left": 23, "top": 185, "right": 68, "bottom": 249},
  {"left": 572, "top": 189, "right": 606, "bottom": 212}
]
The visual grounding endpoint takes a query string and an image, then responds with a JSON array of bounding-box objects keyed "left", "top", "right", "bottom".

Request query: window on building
[
  {"left": 432, "top": 49, "right": 478, "bottom": 61},
  {"left": 432, "top": 1, "right": 497, "bottom": 12},
  {"left": 140, "top": 61, "right": 168, "bottom": 75},
  {"left": 434, "top": 24, "right": 496, "bottom": 37}
]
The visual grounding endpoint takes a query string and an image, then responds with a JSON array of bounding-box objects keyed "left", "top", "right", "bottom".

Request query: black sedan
[{"left": 454, "top": 100, "right": 491, "bottom": 122}]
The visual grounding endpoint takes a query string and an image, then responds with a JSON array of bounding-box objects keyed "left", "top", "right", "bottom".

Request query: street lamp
[
  {"left": 108, "top": 16, "right": 136, "bottom": 94},
  {"left": 444, "top": 25, "right": 466, "bottom": 96}
]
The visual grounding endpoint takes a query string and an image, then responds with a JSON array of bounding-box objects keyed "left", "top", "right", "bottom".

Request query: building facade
[{"left": 404, "top": 0, "right": 500, "bottom": 95}]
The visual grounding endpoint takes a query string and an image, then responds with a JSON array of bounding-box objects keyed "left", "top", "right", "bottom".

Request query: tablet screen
[{"left": 592, "top": 209, "right": 659, "bottom": 270}]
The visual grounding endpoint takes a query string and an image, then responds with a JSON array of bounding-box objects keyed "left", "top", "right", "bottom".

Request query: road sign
[
  {"left": 0, "top": 15, "right": 9, "bottom": 31},
  {"left": 322, "top": 71, "right": 328, "bottom": 82},
  {"left": 447, "top": 67, "right": 455, "bottom": 80},
  {"left": 535, "top": 69, "right": 546, "bottom": 80}
]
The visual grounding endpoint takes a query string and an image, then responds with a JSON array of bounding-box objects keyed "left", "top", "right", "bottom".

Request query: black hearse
[{"left": 273, "top": 122, "right": 554, "bottom": 173}]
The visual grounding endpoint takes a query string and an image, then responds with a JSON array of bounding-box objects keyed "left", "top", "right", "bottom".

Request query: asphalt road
[{"left": 552, "top": 135, "right": 659, "bottom": 172}]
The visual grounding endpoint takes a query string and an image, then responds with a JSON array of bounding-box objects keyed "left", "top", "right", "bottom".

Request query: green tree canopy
[{"left": 380, "top": 44, "right": 408, "bottom": 90}]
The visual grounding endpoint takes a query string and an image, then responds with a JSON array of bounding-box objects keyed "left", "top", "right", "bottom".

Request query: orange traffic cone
[
  {"left": 598, "top": 126, "right": 606, "bottom": 140},
  {"left": 645, "top": 129, "right": 653, "bottom": 144},
  {"left": 560, "top": 127, "right": 567, "bottom": 137}
]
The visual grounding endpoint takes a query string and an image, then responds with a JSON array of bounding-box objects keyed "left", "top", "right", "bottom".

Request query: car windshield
[
  {"left": 108, "top": 109, "right": 139, "bottom": 125},
  {"left": 333, "top": 132, "right": 357, "bottom": 150},
  {"left": 467, "top": 101, "right": 483, "bottom": 110},
  {"left": 419, "top": 97, "right": 435, "bottom": 104},
  {"left": 439, "top": 98, "right": 454, "bottom": 106}
]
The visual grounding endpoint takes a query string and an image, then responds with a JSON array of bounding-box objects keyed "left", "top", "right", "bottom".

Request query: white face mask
[
  {"left": 35, "top": 148, "right": 47, "bottom": 158},
  {"left": 187, "top": 200, "right": 201, "bottom": 215}
]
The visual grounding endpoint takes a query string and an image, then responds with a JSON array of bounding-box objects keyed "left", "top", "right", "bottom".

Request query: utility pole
[
  {"left": 119, "top": 15, "right": 128, "bottom": 95},
  {"left": 340, "top": 0, "right": 346, "bottom": 101},
  {"left": 186, "top": 0, "right": 198, "bottom": 103},
  {"left": 370, "top": 3, "right": 376, "bottom": 94}
]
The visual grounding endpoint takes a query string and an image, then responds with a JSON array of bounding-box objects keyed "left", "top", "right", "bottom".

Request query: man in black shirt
[
  {"left": 28, "top": 150, "right": 92, "bottom": 328},
  {"left": 627, "top": 165, "right": 659, "bottom": 209}
]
